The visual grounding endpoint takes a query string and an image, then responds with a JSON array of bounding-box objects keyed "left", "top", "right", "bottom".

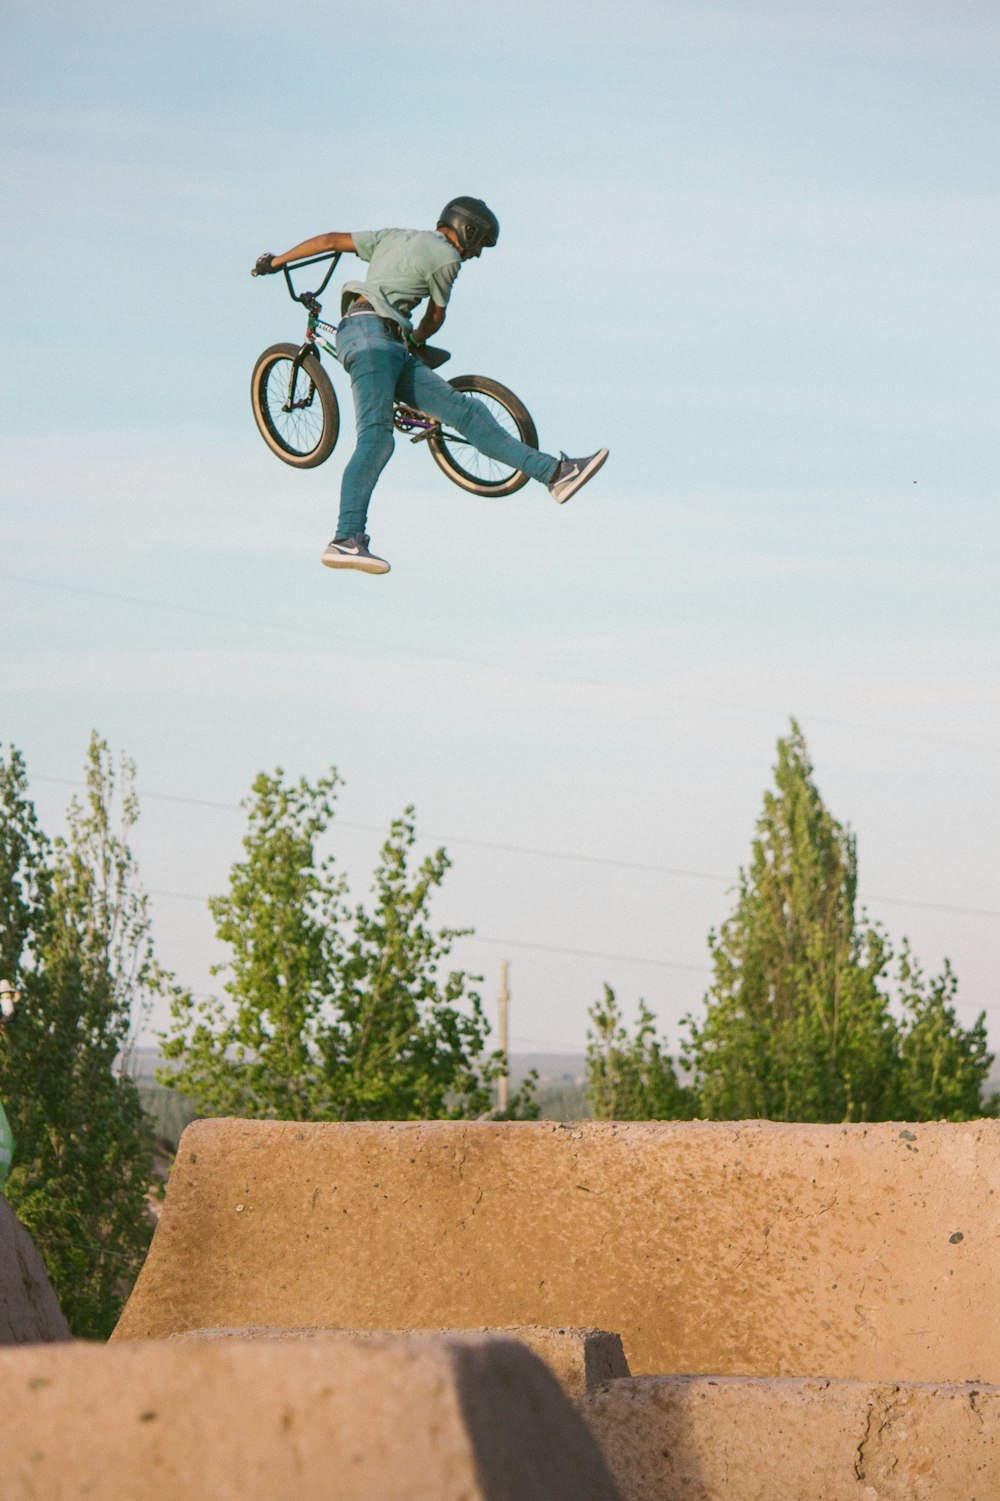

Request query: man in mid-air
[{"left": 254, "top": 197, "right": 608, "bottom": 575}]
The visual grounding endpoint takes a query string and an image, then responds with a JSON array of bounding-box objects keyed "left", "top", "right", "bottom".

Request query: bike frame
[{"left": 279, "top": 252, "right": 442, "bottom": 444}]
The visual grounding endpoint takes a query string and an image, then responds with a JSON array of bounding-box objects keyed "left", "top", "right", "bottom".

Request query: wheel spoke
[
  {"left": 437, "top": 391, "right": 523, "bottom": 488},
  {"left": 263, "top": 358, "right": 325, "bottom": 457}
]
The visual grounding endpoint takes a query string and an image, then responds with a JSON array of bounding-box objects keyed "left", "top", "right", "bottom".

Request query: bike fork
[{"left": 283, "top": 342, "right": 318, "bottom": 412}]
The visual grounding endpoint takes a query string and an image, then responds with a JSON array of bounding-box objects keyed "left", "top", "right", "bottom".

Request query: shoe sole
[
  {"left": 321, "top": 553, "right": 390, "bottom": 575},
  {"left": 551, "top": 448, "right": 609, "bottom": 504}
]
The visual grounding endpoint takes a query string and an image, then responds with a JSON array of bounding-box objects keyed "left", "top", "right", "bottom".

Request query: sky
[{"left": 2, "top": 0, "right": 998, "bottom": 1061}]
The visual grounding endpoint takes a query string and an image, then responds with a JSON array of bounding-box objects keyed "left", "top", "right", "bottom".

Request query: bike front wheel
[
  {"left": 251, "top": 342, "right": 340, "bottom": 468},
  {"left": 427, "top": 375, "right": 538, "bottom": 497}
]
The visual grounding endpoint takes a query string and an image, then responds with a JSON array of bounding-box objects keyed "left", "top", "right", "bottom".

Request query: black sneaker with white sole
[
  {"left": 321, "top": 534, "right": 390, "bottom": 574},
  {"left": 548, "top": 448, "right": 609, "bottom": 504}
]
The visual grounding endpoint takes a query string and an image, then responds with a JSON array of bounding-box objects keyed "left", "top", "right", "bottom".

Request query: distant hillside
[
  {"left": 510, "top": 1053, "right": 589, "bottom": 1120},
  {"left": 508, "top": 1052, "right": 585, "bottom": 1085},
  {"left": 132, "top": 1046, "right": 998, "bottom": 1135},
  {"left": 131, "top": 1047, "right": 587, "bottom": 1084},
  {"left": 130, "top": 1047, "right": 591, "bottom": 1142}
]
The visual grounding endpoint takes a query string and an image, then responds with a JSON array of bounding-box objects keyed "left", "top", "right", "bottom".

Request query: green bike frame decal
[
  {"left": 0, "top": 1097, "right": 15, "bottom": 1190},
  {"left": 307, "top": 312, "right": 339, "bottom": 360}
]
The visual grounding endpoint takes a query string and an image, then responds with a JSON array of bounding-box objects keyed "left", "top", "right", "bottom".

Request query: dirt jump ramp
[
  {"left": 113, "top": 1118, "right": 1000, "bottom": 1382},
  {"left": 170, "top": 1324, "right": 629, "bottom": 1399},
  {"left": 582, "top": 1374, "right": 1000, "bottom": 1501},
  {"left": 0, "top": 1334, "right": 623, "bottom": 1501}
]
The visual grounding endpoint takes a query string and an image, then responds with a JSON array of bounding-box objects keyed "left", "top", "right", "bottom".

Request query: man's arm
[
  {"left": 272, "top": 232, "right": 356, "bottom": 269},
  {"left": 410, "top": 301, "right": 446, "bottom": 346}
]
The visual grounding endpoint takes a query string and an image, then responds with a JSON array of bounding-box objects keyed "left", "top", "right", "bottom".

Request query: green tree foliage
[
  {"left": 586, "top": 985, "right": 697, "bottom": 1120},
  {"left": 682, "top": 723, "right": 993, "bottom": 1123},
  {"left": 685, "top": 723, "right": 901, "bottom": 1122},
  {"left": 161, "top": 769, "right": 531, "bottom": 1121},
  {"left": 896, "top": 948, "right": 994, "bottom": 1121},
  {"left": 0, "top": 737, "right": 163, "bottom": 1337},
  {"left": 587, "top": 724, "right": 994, "bottom": 1125},
  {"left": 0, "top": 749, "right": 49, "bottom": 982}
]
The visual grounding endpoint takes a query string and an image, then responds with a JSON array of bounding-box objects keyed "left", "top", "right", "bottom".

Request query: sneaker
[
  {"left": 548, "top": 448, "right": 609, "bottom": 504},
  {"left": 321, "top": 534, "right": 390, "bottom": 575}
]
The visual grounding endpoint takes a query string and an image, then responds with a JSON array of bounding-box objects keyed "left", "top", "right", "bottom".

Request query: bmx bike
[{"left": 250, "top": 252, "right": 537, "bottom": 497}]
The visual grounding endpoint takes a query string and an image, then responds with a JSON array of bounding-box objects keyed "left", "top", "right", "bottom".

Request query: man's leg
[
  {"left": 397, "top": 358, "right": 559, "bottom": 485},
  {"left": 335, "top": 317, "right": 406, "bottom": 538}
]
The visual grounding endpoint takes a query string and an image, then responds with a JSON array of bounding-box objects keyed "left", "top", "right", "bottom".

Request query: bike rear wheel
[
  {"left": 427, "top": 375, "right": 538, "bottom": 497},
  {"left": 251, "top": 342, "right": 340, "bottom": 468}
]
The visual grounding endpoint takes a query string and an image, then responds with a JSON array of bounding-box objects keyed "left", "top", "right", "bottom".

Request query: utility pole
[{"left": 497, "top": 961, "right": 510, "bottom": 1114}]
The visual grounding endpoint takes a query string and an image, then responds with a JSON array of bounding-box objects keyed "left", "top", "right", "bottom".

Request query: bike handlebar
[
  {"left": 275, "top": 251, "right": 342, "bottom": 272},
  {"left": 278, "top": 251, "right": 342, "bottom": 305}
]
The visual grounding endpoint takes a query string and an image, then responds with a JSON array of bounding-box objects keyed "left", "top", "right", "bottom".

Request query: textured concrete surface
[
  {"left": 113, "top": 1119, "right": 1000, "bottom": 1381},
  {"left": 0, "top": 1334, "right": 624, "bottom": 1501},
  {"left": 0, "top": 1195, "right": 71, "bottom": 1345},
  {"left": 583, "top": 1375, "right": 1000, "bottom": 1501},
  {"left": 170, "top": 1324, "right": 630, "bottom": 1399}
]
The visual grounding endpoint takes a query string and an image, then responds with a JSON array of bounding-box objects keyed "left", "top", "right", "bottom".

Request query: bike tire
[
  {"left": 251, "top": 342, "right": 339, "bottom": 468},
  {"left": 427, "top": 375, "right": 538, "bottom": 497}
]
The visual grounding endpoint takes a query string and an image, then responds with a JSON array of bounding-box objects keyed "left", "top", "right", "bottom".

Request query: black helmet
[{"left": 438, "top": 196, "right": 500, "bottom": 255}]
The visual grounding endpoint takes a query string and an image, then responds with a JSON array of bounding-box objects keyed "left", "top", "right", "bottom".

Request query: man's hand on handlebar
[{"left": 252, "top": 234, "right": 356, "bottom": 280}]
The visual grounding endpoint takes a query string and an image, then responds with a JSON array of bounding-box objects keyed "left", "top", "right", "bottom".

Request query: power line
[
  {"left": 8, "top": 583, "right": 998, "bottom": 1043},
  {"left": 1, "top": 573, "right": 386, "bottom": 656},
  {"left": 1, "top": 572, "right": 585, "bottom": 683},
  {"left": 143, "top": 891, "right": 711, "bottom": 974},
  {"left": 867, "top": 894, "right": 1000, "bottom": 921},
  {"left": 6, "top": 570, "right": 999, "bottom": 755},
  {"left": 33, "top": 774, "right": 241, "bottom": 815},
  {"left": 508, "top": 1035, "right": 591, "bottom": 1052},
  {"left": 31, "top": 774, "right": 731, "bottom": 880},
  {"left": 453, "top": 933, "right": 710, "bottom": 974},
  {"left": 155, "top": 919, "right": 1000, "bottom": 1020},
  {"left": 33, "top": 774, "right": 1000, "bottom": 924}
]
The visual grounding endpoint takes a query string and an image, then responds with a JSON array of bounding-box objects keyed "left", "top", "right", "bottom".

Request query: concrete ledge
[
  {"left": 170, "top": 1324, "right": 630, "bottom": 1399},
  {"left": 0, "top": 1195, "right": 71, "bottom": 1345},
  {"left": 0, "top": 1334, "right": 624, "bottom": 1501},
  {"left": 582, "top": 1375, "right": 1000, "bottom": 1501},
  {"left": 113, "top": 1119, "right": 1000, "bottom": 1382}
]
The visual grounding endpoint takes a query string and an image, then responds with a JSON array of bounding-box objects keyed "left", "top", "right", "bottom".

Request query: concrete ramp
[
  {"left": 171, "top": 1324, "right": 629, "bottom": 1399},
  {"left": 0, "top": 1334, "right": 623, "bottom": 1501},
  {"left": 582, "top": 1375, "right": 1000, "bottom": 1501},
  {"left": 113, "top": 1119, "right": 1000, "bottom": 1381}
]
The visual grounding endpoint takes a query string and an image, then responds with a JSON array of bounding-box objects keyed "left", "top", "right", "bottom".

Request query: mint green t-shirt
[{"left": 340, "top": 228, "right": 461, "bottom": 333}]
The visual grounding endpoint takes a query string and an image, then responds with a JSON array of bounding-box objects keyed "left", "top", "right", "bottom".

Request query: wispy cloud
[
  {"left": 325, "top": 0, "right": 1000, "bottom": 63},
  {"left": 13, "top": 0, "right": 1000, "bottom": 60}
]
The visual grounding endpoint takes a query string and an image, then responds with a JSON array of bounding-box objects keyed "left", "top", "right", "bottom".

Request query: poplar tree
[
  {"left": 161, "top": 768, "right": 530, "bottom": 1120},
  {"left": 684, "top": 724, "right": 899, "bottom": 1120},
  {"left": 0, "top": 737, "right": 161, "bottom": 1336},
  {"left": 683, "top": 722, "right": 992, "bottom": 1123}
]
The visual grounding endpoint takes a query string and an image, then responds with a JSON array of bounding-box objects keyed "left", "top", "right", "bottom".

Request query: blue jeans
[{"left": 334, "top": 313, "right": 558, "bottom": 538}]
